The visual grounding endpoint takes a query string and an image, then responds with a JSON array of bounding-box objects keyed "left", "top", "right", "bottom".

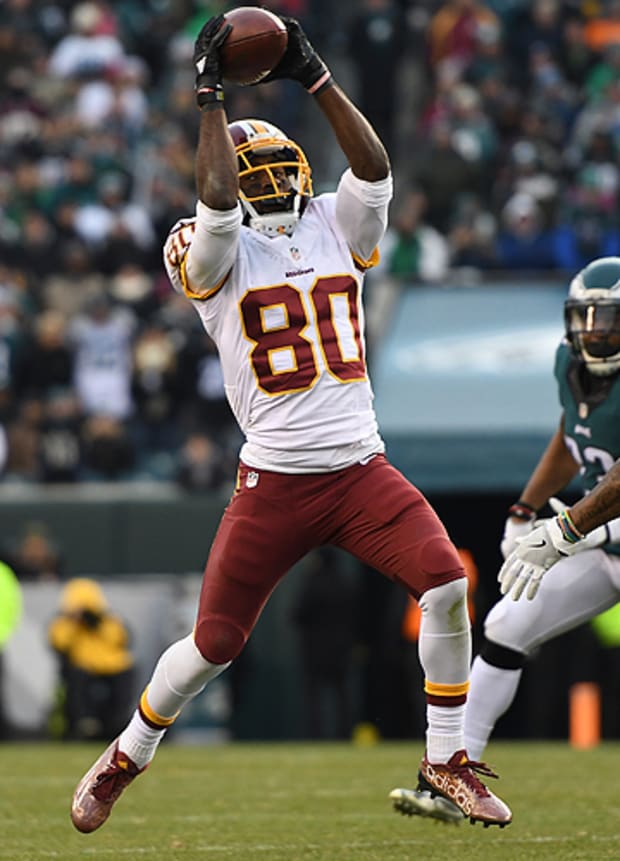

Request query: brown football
[{"left": 220, "top": 7, "right": 288, "bottom": 86}]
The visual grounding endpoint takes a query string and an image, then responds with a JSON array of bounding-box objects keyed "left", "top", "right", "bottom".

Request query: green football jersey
[{"left": 555, "top": 340, "right": 620, "bottom": 555}]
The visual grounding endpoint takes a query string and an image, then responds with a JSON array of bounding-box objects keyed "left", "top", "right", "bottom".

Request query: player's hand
[
  {"left": 260, "top": 16, "right": 331, "bottom": 92},
  {"left": 193, "top": 14, "right": 232, "bottom": 108},
  {"left": 497, "top": 516, "right": 580, "bottom": 601},
  {"left": 500, "top": 516, "right": 535, "bottom": 559}
]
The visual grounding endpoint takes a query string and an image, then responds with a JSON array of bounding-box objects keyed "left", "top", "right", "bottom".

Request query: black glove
[
  {"left": 193, "top": 14, "right": 232, "bottom": 110},
  {"left": 261, "top": 17, "right": 332, "bottom": 94}
]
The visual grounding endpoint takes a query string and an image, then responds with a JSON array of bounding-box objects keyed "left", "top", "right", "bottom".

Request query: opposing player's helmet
[
  {"left": 227, "top": 119, "right": 312, "bottom": 237},
  {"left": 565, "top": 256, "right": 620, "bottom": 376}
]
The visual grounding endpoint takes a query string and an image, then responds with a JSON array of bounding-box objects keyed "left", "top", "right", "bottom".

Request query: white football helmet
[
  {"left": 227, "top": 119, "right": 313, "bottom": 237},
  {"left": 565, "top": 256, "right": 620, "bottom": 376}
]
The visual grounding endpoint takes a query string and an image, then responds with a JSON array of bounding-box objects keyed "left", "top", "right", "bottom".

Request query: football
[{"left": 220, "top": 7, "right": 288, "bottom": 86}]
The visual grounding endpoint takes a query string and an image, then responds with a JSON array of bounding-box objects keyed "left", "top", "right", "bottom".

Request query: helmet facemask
[
  {"left": 565, "top": 257, "right": 620, "bottom": 377},
  {"left": 565, "top": 299, "right": 620, "bottom": 376},
  {"left": 228, "top": 120, "right": 312, "bottom": 237}
]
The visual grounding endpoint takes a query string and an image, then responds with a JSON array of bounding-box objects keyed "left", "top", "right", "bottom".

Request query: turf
[{"left": 1, "top": 740, "right": 618, "bottom": 861}]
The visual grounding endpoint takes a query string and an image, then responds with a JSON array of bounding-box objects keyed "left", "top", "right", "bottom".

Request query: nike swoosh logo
[{"left": 529, "top": 541, "right": 547, "bottom": 548}]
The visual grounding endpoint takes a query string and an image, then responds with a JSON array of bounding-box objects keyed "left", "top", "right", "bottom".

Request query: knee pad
[
  {"left": 419, "top": 576, "right": 468, "bottom": 616},
  {"left": 195, "top": 615, "right": 247, "bottom": 664}
]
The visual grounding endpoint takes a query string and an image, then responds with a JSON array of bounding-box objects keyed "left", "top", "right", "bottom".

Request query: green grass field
[{"left": 1, "top": 740, "right": 618, "bottom": 861}]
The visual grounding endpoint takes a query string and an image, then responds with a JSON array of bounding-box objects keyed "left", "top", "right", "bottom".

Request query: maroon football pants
[{"left": 194, "top": 454, "right": 465, "bottom": 663}]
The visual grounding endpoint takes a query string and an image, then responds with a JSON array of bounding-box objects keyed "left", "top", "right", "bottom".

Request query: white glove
[
  {"left": 497, "top": 516, "right": 581, "bottom": 601},
  {"left": 548, "top": 497, "right": 611, "bottom": 550},
  {"left": 500, "top": 517, "right": 535, "bottom": 559}
]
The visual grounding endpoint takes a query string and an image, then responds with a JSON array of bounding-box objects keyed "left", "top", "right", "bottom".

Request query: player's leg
[
  {"left": 72, "top": 465, "right": 311, "bottom": 833},
  {"left": 331, "top": 456, "right": 510, "bottom": 826},
  {"left": 465, "top": 549, "right": 620, "bottom": 760}
]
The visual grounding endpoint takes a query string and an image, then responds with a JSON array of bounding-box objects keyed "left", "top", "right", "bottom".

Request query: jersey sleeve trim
[
  {"left": 351, "top": 246, "right": 380, "bottom": 271},
  {"left": 179, "top": 254, "right": 231, "bottom": 300}
]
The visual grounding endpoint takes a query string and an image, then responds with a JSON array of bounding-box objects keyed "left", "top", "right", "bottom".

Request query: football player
[
  {"left": 395, "top": 256, "right": 620, "bottom": 823},
  {"left": 70, "top": 14, "right": 510, "bottom": 833}
]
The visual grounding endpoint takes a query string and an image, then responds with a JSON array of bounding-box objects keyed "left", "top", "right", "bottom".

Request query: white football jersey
[{"left": 164, "top": 170, "right": 392, "bottom": 472}]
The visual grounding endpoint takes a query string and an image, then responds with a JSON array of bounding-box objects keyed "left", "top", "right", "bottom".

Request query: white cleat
[{"left": 390, "top": 787, "right": 465, "bottom": 824}]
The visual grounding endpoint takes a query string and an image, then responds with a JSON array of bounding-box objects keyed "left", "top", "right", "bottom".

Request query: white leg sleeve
[
  {"left": 419, "top": 579, "right": 471, "bottom": 762},
  {"left": 146, "top": 632, "right": 231, "bottom": 719},
  {"left": 418, "top": 578, "right": 471, "bottom": 684},
  {"left": 464, "top": 656, "right": 522, "bottom": 761}
]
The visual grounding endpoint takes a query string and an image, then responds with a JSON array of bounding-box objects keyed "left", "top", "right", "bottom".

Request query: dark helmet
[{"left": 565, "top": 256, "right": 620, "bottom": 376}]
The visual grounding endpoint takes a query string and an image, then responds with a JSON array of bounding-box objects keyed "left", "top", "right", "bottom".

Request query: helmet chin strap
[{"left": 242, "top": 194, "right": 303, "bottom": 238}]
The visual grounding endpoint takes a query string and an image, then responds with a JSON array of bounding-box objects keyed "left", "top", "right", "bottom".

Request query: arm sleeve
[
  {"left": 335, "top": 169, "right": 393, "bottom": 270},
  {"left": 183, "top": 201, "right": 243, "bottom": 299}
]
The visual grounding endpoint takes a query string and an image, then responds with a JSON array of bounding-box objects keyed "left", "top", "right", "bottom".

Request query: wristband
[
  {"left": 307, "top": 70, "right": 334, "bottom": 95},
  {"left": 556, "top": 510, "right": 585, "bottom": 544},
  {"left": 196, "top": 83, "right": 224, "bottom": 110},
  {"left": 508, "top": 500, "right": 537, "bottom": 522}
]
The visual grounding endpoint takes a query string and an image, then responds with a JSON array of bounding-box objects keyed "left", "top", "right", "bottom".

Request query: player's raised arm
[
  {"left": 260, "top": 17, "right": 390, "bottom": 182},
  {"left": 192, "top": 15, "right": 238, "bottom": 209}
]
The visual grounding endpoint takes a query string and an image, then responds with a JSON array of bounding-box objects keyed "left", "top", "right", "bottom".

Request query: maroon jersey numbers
[{"left": 240, "top": 275, "right": 367, "bottom": 395}]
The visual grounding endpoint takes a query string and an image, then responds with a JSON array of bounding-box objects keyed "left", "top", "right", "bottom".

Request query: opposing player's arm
[
  {"left": 514, "top": 416, "right": 580, "bottom": 513},
  {"left": 569, "top": 459, "right": 620, "bottom": 534},
  {"left": 498, "top": 426, "right": 620, "bottom": 602},
  {"left": 499, "top": 415, "right": 581, "bottom": 560}
]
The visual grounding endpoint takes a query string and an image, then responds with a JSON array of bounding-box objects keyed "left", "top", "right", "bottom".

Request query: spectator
[
  {"left": 583, "top": 0, "right": 620, "bottom": 54},
  {"left": 505, "top": 0, "right": 564, "bottom": 90},
  {"left": 448, "top": 192, "right": 497, "bottom": 269},
  {"left": 81, "top": 414, "right": 135, "bottom": 481},
  {"left": 428, "top": 0, "right": 500, "bottom": 76},
  {"left": 48, "top": 577, "right": 135, "bottom": 741},
  {"left": 20, "top": 310, "right": 74, "bottom": 400},
  {"left": 413, "top": 120, "right": 483, "bottom": 232},
  {"left": 42, "top": 240, "right": 107, "bottom": 318},
  {"left": 376, "top": 189, "right": 450, "bottom": 283},
  {"left": 131, "top": 321, "right": 183, "bottom": 461},
  {"left": 10, "top": 521, "right": 63, "bottom": 581},
  {"left": 47, "top": 2, "right": 124, "bottom": 80},
  {"left": 69, "top": 293, "right": 136, "bottom": 421},
  {"left": 448, "top": 82, "right": 498, "bottom": 165},
  {"left": 74, "top": 171, "right": 155, "bottom": 254},
  {"left": 179, "top": 332, "right": 236, "bottom": 442},
  {"left": 175, "top": 431, "right": 228, "bottom": 494},
  {"left": 348, "top": 0, "right": 407, "bottom": 155},
  {"left": 557, "top": 14, "right": 597, "bottom": 88},
  {"left": 3, "top": 414, "right": 41, "bottom": 483},
  {"left": 495, "top": 191, "right": 561, "bottom": 270},
  {"left": 494, "top": 138, "right": 559, "bottom": 224},
  {"left": 73, "top": 55, "right": 149, "bottom": 140},
  {"left": 39, "top": 387, "right": 83, "bottom": 483}
]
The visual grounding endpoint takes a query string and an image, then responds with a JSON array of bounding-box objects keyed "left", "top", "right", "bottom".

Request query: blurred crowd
[{"left": 2, "top": 0, "right": 620, "bottom": 486}]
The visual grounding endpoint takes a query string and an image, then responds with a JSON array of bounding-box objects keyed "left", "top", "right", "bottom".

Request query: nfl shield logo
[{"left": 246, "top": 471, "right": 259, "bottom": 488}]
